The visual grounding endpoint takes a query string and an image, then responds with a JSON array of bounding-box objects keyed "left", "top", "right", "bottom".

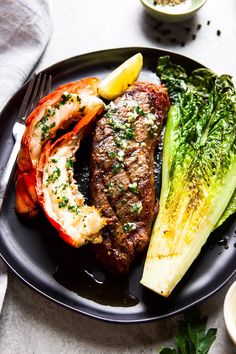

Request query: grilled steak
[{"left": 90, "top": 82, "right": 170, "bottom": 273}]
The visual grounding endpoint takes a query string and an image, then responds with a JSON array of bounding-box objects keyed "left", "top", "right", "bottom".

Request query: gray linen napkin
[
  {"left": 0, "top": 0, "right": 51, "bottom": 312},
  {"left": 0, "top": 0, "right": 52, "bottom": 110}
]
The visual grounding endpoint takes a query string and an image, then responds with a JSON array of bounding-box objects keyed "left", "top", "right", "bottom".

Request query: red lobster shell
[
  {"left": 15, "top": 77, "right": 104, "bottom": 218},
  {"left": 36, "top": 108, "right": 107, "bottom": 247}
]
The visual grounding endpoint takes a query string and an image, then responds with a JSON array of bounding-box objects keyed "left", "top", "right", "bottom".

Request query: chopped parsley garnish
[
  {"left": 125, "top": 127, "right": 135, "bottom": 139},
  {"left": 47, "top": 108, "right": 56, "bottom": 116},
  {"left": 66, "top": 158, "right": 74, "bottom": 169},
  {"left": 118, "top": 184, "right": 125, "bottom": 193},
  {"left": 148, "top": 128, "right": 155, "bottom": 139},
  {"left": 135, "top": 106, "right": 145, "bottom": 116},
  {"left": 79, "top": 106, "right": 85, "bottom": 112},
  {"left": 123, "top": 222, "right": 136, "bottom": 233},
  {"left": 68, "top": 205, "right": 80, "bottom": 214},
  {"left": 39, "top": 115, "right": 48, "bottom": 124},
  {"left": 106, "top": 102, "right": 118, "bottom": 114},
  {"left": 128, "top": 182, "right": 138, "bottom": 194},
  {"left": 46, "top": 167, "right": 61, "bottom": 184},
  {"left": 104, "top": 111, "right": 111, "bottom": 119},
  {"left": 105, "top": 182, "right": 113, "bottom": 189},
  {"left": 131, "top": 201, "right": 142, "bottom": 214},
  {"left": 61, "top": 183, "right": 69, "bottom": 190},
  {"left": 58, "top": 196, "right": 69, "bottom": 208},
  {"left": 115, "top": 137, "right": 122, "bottom": 147},
  {"left": 109, "top": 117, "right": 123, "bottom": 132},
  {"left": 104, "top": 182, "right": 114, "bottom": 193},
  {"left": 117, "top": 150, "right": 125, "bottom": 162},
  {"left": 52, "top": 182, "right": 69, "bottom": 195},
  {"left": 35, "top": 115, "right": 48, "bottom": 129},
  {"left": 107, "top": 151, "right": 116, "bottom": 159},
  {"left": 60, "top": 93, "right": 72, "bottom": 105},
  {"left": 41, "top": 125, "right": 50, "bottom": 141},
  {"left": 50, "top": 122, "right": 56, "bottom": 129},
  {"left": 113, "top": 162, "right": 121, "bottom": 175},
  {"left": 115, "top": 136, "right": 128, "bottom": 148},
  {"left": 127, "top": 111, "right": 138, "bottom": 122},
  {"left": 41, "top": 122, "right": 55, "bottom": 141}
]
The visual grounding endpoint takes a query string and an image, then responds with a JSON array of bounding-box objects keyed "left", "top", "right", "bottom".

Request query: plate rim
[
  {"left": 1, "top": 250, "right": 235, "bottom": 324},
  {"left": 0, "top": 46, "right": 235, "bottom": 323}
]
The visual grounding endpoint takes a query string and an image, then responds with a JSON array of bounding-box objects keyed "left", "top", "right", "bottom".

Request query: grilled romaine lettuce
[
  {"left": 215, "top": 190, "right": 236, "bottom": 228},
  {"left": 141, "top": 56, "right": 236, "bottom": 297}
]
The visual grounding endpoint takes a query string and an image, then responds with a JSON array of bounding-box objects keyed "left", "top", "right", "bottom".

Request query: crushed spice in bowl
[{"left": 153, "top": 0, "right": 186, "bottom": 6}]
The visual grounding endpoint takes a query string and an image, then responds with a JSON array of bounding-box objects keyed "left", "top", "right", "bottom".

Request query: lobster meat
[
  {"left": 15, "top": 77, "right": 104, "bottom": 218},
  {"left": 36, "top": 105, "right": 107, "bottom": 248}
]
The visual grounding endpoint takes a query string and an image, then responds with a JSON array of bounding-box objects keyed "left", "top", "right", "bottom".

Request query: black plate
[{"left": 0, "top": 47, "right": 235, "bottom": 323}]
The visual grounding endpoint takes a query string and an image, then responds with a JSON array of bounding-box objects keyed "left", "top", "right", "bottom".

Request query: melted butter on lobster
[
  {"left": 15, "top": 77, "right": 104, "bottom": 217},
  {"left": 37, "top": 109, "right": 106, "bottom": 247}
]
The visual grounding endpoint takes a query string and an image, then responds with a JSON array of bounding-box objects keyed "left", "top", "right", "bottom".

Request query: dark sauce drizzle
[
  {"left": 53, "top": 125, "right": 164, "bottom": 307},
  {"left": 54, "top": 245, "right": 138, "bottom": 307},
  {"left": 53, "top": 135, "right": 140, "bottom": 307},
  {"left": 53, "top": 126, "right": 236, "bottom": 307}
]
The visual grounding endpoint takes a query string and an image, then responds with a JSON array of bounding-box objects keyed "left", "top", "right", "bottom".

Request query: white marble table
[{"left": 0, "top": 0, "right": 236, "bottom": 352}]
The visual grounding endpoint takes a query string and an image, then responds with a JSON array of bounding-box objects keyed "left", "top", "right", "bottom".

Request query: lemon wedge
[{"left": 98, "top": 53, "right": 143, "bottom": 100}]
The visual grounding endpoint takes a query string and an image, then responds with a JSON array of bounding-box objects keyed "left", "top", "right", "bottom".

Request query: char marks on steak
[{"left": 90, "top": 82, "right": 170, "bottom": 273}]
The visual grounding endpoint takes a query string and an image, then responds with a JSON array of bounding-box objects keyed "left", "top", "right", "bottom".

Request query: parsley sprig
[{"left": 159, "top": 311, "right": 217, "bottom": 354}]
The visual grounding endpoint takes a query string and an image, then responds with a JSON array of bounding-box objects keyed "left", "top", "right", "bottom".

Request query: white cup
[{"left": 224, "top": 281, "right": 236, "bottom": 345}]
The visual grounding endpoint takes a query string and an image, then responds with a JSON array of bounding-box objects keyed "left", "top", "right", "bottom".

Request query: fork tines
[{"left": 19, "top": 73, "right": 52, "bottom": 121}]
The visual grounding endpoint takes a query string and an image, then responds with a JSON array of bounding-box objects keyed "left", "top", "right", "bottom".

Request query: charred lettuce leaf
[
  {"left": 141, "top": 56, "right": 236, "bottom": 297},
  {"left": 215, "top": 190, "right": 236, "bottom": 228}
]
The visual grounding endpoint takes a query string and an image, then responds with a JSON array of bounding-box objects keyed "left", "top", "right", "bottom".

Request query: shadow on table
[
  {"left": 5, "top": 272, "right": 180, "bottom": 351},
  {"left": 4, "top": 272, "right": 236, "bottom": 353},
  {"left": 140, "top": 11, "right": 206, "bottom": 49}
]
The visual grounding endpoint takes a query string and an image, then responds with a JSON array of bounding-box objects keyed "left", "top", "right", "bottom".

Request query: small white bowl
[
  {"left": 140, "top": 0, "right": 208, "bottom": 23},
  {"left": 224, "top": 281, "right": 236, "bottom": 345}
]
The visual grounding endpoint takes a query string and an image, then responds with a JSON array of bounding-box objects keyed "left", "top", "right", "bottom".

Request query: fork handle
[{"left": 0, "top": 140, "right": 21, "bottom": 211}]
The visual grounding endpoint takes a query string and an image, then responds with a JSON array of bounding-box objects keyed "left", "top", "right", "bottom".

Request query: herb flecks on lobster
[
  {"left": 37, "top": 107, "right": 106, "bottom": 248},
  {"left": 15, "top": 77, "right": 103, "bottom": 217}
]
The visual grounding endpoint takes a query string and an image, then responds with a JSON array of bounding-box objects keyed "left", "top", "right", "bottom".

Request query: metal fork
[{"left": 0, "top": 73, "right": 52, "bottom": 211}]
